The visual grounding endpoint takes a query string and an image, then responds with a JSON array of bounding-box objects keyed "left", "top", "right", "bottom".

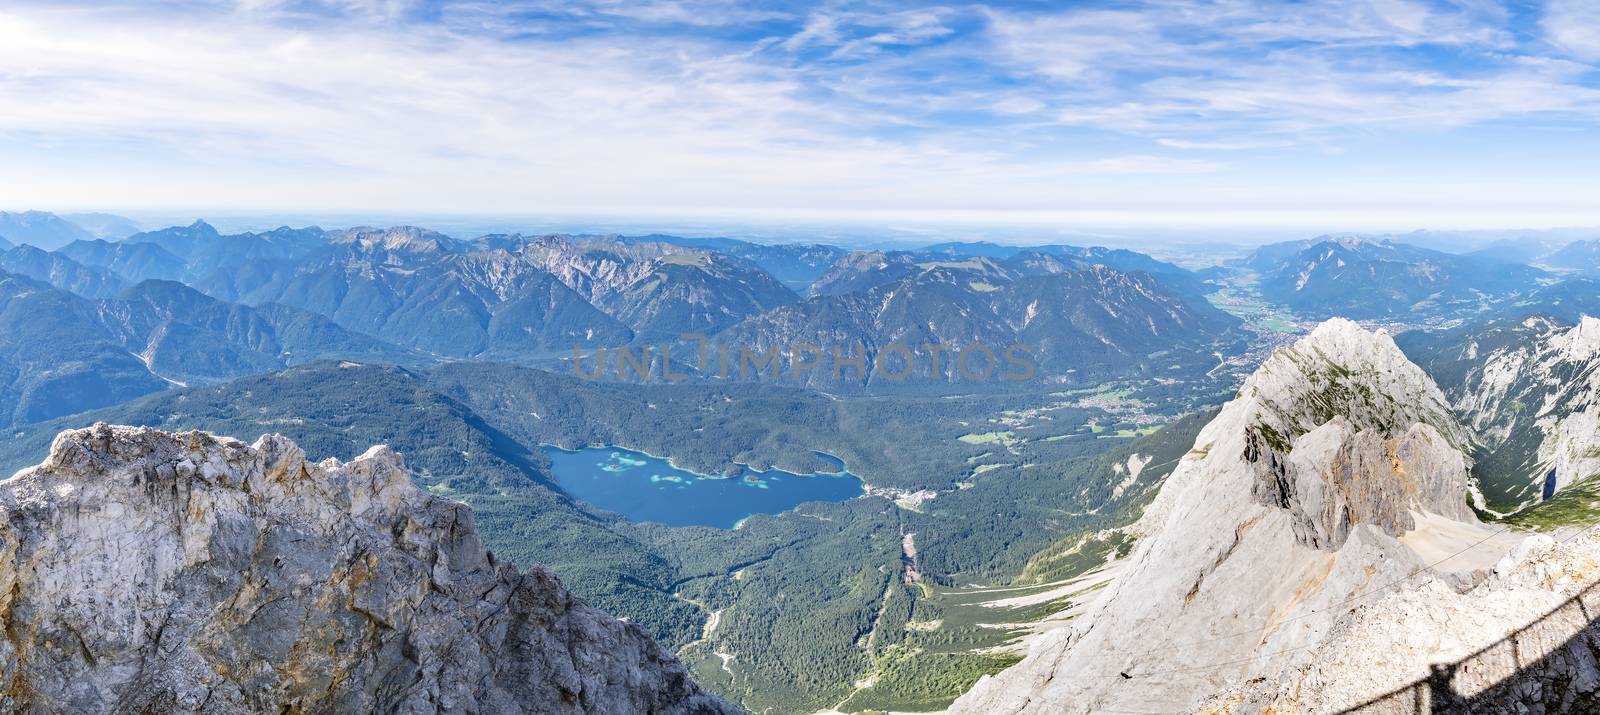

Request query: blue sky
[{"left": 2, "top": 0, "right": 1600, "bottom": 231}]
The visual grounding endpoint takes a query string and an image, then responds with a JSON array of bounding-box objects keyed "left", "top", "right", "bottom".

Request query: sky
[{"left": 3, "top": 0, "right": 1600, "bottom": 233}]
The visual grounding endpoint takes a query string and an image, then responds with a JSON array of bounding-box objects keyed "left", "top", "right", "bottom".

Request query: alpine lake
[{"left": 541, "top": 445, "right": 865, "bottom": 528}]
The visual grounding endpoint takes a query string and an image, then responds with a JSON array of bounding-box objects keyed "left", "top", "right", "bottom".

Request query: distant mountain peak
[
  {"left": 1316, "top": 234, "right": 1388, "bottom": 250},
  {"left": 0, "top": 210, "right": 95, "bottom": 250},
  {"left": 1249, "top": 236, "right": 1548, "bottom": 319},
  {"left": 332, "top": 225, "right": 459, "bottom": 255}
]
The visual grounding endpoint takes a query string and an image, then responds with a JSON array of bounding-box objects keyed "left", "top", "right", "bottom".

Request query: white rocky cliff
[
  {"left": 948, "top": 319, "right": 1534, "bottom": 714},
  {"left": 0, "top": 424, "right": 741, "bottom": 714},
  {"left": 1452, "top": 315, "right": 1600, "bottom": 500}
]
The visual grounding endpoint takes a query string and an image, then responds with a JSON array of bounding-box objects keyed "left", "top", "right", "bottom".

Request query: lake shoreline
[
  {"left": 541, "top": 444, "right": 865, "bottom": 529},
  {"left": 539, "top": 442, "right": 857, "bottom": 480}
]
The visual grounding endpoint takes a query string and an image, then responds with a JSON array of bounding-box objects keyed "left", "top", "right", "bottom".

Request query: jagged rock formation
[
  {"left": 0, "top": 424, "right": 739, "bottom": 714},
  {"left": 1407, "top": 314, "right": 1600, "bottom": 507},
  {"left": 1235, "top": 320, "right": 1472, "bottom": 549},
  {"left": 948, "top": 319, "right": 1512, "bottom": 714}
]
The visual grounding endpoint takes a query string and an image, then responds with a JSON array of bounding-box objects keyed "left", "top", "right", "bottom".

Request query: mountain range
[
  {"left": 1547, "top": 239, "right": 1600, "bottom": 273},
  {"left": 6, "top": 209, "right": 1600, "bottom": 713},
  {"left": 0, "top": 219, "right": 1254, "bottom": 404},
  {"left": 0, "top": 210, "right": 98, "bottom": 250},
  {"left": 1245, "top": 235, "right": 1549, "bottom": 319},
  {"left": 718, "top": 255, "right": 1238, "bottom": 387},
  {"left": 0, "top": 271, "right": 409, "bottom": 426},
  {"left": 0, "top": 243, "right": 129, "bottom": 297}
]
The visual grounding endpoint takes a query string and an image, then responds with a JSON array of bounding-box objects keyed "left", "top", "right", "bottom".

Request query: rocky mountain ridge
[
  {"left": 714, "top": 258, "right": 1238, "bottom": 388},
  {"left": 0, "top": 271, "right": 410, "bottom": 427},
  {"left": 949, "top": 319, "right": 1570, "bottom": 714},
  {"left": 1403, "top": 314, "right": 1600, "bottom": 509},
  {"left": 0, "top": 210, "right": 95, "bottom": 250},
  {"left": 0, "top": 424, "right": 739, "bottom": 714},
  {"left": 1245, "top": 236, "right": 1546, "bottom": 319}
]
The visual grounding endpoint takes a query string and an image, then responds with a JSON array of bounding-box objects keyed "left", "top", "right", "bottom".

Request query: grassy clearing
[
  {"left": 1502, "top": 474, "right": 1600, "bottom": 531},
  {"left": 836, "top": 558, "right": 1114, "bottom": 713},
  {"left": 1017, "top": 531, "right": 1132, "bottom": 585},
  {"left": 957, "top": 431, "right": 1019, "bottom": 447}
]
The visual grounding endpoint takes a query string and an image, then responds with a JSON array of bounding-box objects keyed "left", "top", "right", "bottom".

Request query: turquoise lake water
[{"left": 542, "top": 445, "right": 864, "bottom": 528}]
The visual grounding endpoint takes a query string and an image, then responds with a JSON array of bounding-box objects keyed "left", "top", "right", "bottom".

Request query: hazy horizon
[{"left": 7, "top": 207, "right": 1597, "bottom": 255}]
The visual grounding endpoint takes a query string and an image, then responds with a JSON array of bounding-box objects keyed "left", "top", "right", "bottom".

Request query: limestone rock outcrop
[
  {"left": 948, "top": 319, "right": 1503, "bottom": 714},
  {"left": 0, "top": 424, "right": 741, "bottom": 715},
  {"left": 1439, "top": 315, "right": 1600, "bottom": 503},
  {"left": 1198, "top": 528, "right": 1600, "bottom": 713}
]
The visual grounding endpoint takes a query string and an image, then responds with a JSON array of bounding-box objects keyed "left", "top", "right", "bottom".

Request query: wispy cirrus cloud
[
  {"left": 1, "top": 0, "right": 1599, "bottom": 229},
  {"left": 1543, "top": 0, "right": 1600, "bottom": 61}
]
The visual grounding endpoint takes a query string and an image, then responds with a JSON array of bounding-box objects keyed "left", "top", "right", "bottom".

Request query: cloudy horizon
[{"left": 4, "top": 0, "right": 1600, "bottom": 232}]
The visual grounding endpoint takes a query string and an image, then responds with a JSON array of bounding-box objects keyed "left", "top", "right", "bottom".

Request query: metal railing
[{"left": 1341, "top": 578, "right": 1600, "bottom": 713}]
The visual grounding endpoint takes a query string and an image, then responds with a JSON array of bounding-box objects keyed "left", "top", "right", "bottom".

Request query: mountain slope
[
  {"left": 0, "top": 210, "right": 93, "bottom": 250},
  {"left": 204, "top": 245, "right": 635, "bottom": 358},
  {"left": 0, "top": 244, "right": 128, "bottom": 297},
  {"left": 1248, "top": 236, "right": 1547, "bottom": 318},
  {"left": 921, "top": 241, "right": 1206, "bottom": 294},
  {"left": 58, "top": 238, "right": 187, "bottom": 283},
  {"left": 0, "top": 423, "right": 738, "bottom": 714},
  {"left": 714, "top": 241, "right": 847, "bottom": 292},
  {"left": 716, "top": 261, "right": 1238, "bottom": 387},
  {"left": 97, "top": 279, "right": 415, "bottom": 383},
  {"left": 128, "top": 221, "right": 330, "bottom": 278},
  {"left": 58, "top": 211, "right": 140, "bottom": 239},
  {"left": 0, "top": 272, "right": 171, "bottom": 426},
  {"left": 1512, "top": 278, "right": 1600, "bottom": 323},
  {"left": 950, "top": 320, "right": 1502, "bottom": 713},
  {"left": 196, "top": 233, "right": 797, "bottom": 354},
  {"left": 623, "top": 234, "right": 848, "bottom": 291},
  {"left": 516, "top": 237, "right": 798, "bottom": 339},
  {"left": 0, "top": 274, "right": 412, "bottom": 426},
  {"left": 808, "top": 250, "right": 925, "bottom": 297},
  {"left": 328, "top": 224, "right": 464, "bottom": 256},
  {"left": 999, "top": 266, "right": 1233, "bottom": 375},
  {"left": 1402, "top": 315, "right": 1600, "bottom": 509},
  {"left": 594, "top": 252, "right": 798, "bottom": 340},
  {"left": 1546, "top": 239, "right": 1600, "bottom": 273}
]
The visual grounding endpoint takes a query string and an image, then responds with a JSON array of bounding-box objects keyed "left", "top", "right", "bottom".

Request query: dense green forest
[{"left": 0, "top": 359, "right": 1226, "bottom": 713}]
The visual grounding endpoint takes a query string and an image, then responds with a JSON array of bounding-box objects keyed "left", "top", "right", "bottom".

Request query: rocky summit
[
  {"left": 948, "top": 319, "right": 1600, "bottom": 714},
  {"left": 0, "top": 424, "right": 740, "bottom": 715}
]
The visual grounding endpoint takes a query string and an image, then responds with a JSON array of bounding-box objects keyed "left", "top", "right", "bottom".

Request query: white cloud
[
  {"left": 1156, "top": 138, "right": 1289, "bottom": 150},
  {"left": 1544, "top": 0, "right": 1600, "bottom": 61},
  {"left": 985, "top": 0, "right": 1596, "bottom": 139},
  {"left": 0, "top": 0, "right": 1597, "bottom": 230}
]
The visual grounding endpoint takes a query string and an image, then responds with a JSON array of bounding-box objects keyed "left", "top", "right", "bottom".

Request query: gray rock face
[
  {"left": 1249, "top": 418, "right": 1472, "bottom": 550},
  {"left": 1461, "top": 316, "right": 1600, "bottom": 500},
  {"left": 947, "top": 319, "right": 1493, "bottom": 714},
  {"left": 0, "top": 424, "right": 740, "bottom": 715},
  {"left": 1239, "top": 319, "right": 1473, "bottom": 549}
]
